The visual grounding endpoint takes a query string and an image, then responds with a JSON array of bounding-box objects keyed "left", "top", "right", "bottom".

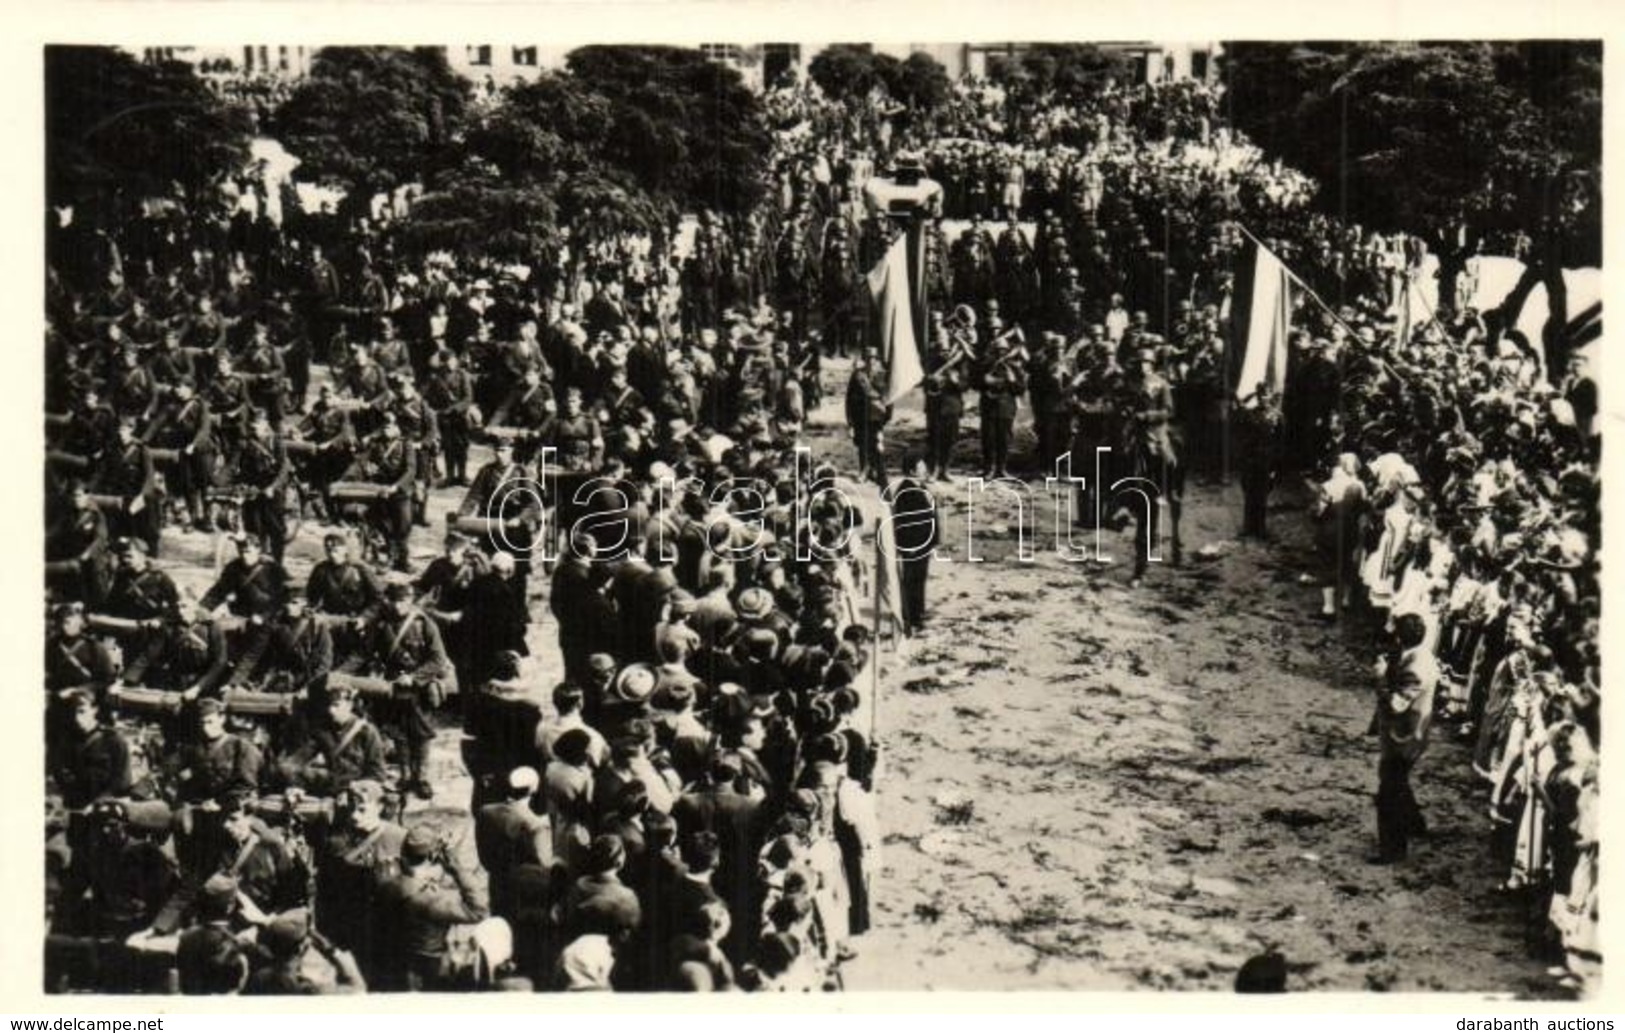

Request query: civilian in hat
[
  {"left": 475, "top": 766, "right": 551, "bottom": 922},
  {"left": 372, "top": 825, "right": 489, "bottom": 991}
]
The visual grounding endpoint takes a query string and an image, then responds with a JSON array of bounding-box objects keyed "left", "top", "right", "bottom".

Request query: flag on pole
[
  {"left": 1231, "top": 238, "right": 1293, "bottom": 400},
  {"left": 868, "top": 234, "right": 925, "bottom": 404},
  {"left": 872, "top": 504, "right": 907, "bottom": 635}
]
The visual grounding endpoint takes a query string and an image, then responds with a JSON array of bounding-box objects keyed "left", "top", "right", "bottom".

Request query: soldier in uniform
[
  {"left": 239, "top": 320, "right": 289, "bottom": 428},
  {"left": 228, "top": 588, "right": 333, "bottom": 759},
  {"left": 206, "top": 352, "right": 253, "bottom": 457},
  {"left": 414, "top": 531, "right": 485, "bottom": 698},
  {"left": 844, "top": 349, "right": 890, "bottom": 484},
  {"left": 102, "top": 538, "right": 182, "bottom": 687},
  {"left": 1235, "top": 383, "right": 1283, "bottom": 540},
  {"left": 47, "top": 481, "right": 113, "bottom": 607},
  {"left": 292, "top": 385, "right": 357, "bottom": 517},
  {"left": 233, "top": 412, "right": 293, "bottom": 563},
  {"left": 340, "top": 582, "right": 456, "bottom": 800},
  {"left": 390, "top": 374, "right": 439, "bottom": 527},
  {"left": 1118, "top": 347, "right": 1183, "bottom": 587},
  {"left": 312, "top": 779, "right": 405, "bottom": 977},
  {"left": 277, "top": 682, "right": 391, "bottom": 798},
  {"left": 923, "top": 307, "right": 974, "bottom": 482},
  {"left": 96, "top": 415, "right": 160, "bottom": 556},
  {"left": 458, "top": 437, "right": 541, "bottom": 581},
  {"left": 342, "top": 412, "right": 416, "bottom": 573},
  {"left": 422, "top": 350, "right": 476, "bottom": 487},
  {"left": 306, "top": 533, "right": 383, "bottom": 631},
  {"left": 1028, "top": 332, "right": 1075, "bottom": 476},
  {"left": 148, "top": 379, "right": 215, "bottom": 532},
  {"left": 977, "top": 330, "right": 1026, "bottom": 480},
  {"left": 45, "top": 612, "right": 117, "bottom": 768}
]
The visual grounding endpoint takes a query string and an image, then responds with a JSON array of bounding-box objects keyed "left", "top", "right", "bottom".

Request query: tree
[
  {"left": 1224, "top": 41, "right": 1600, "bottom": 375},
  {"left": 988, "top": 44, "right": 1131, "bottom": 101},
  {"left": 46, "top": 46, "right": 251, "bottom": 216},
  {"left": 808, "top": 44, "right": 882, "bottom": 105},
  {"left": 565, "top": 45, "right": 771, "bottom": 216},
  {"left": 272, "top": 47, "right": 470, "bottom": 217},
  {"left": 884, "top": 52, "right": 952, "bottom": 116}
]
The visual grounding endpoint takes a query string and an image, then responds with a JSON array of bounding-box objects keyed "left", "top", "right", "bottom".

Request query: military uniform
[
  {"left": 344, "top": 433, "right": 416, "bottom": 571},
  {"left": 923, "top": 329, "right": 972, "bottom": 480},
  {"left": 96, "top": 437, "right": 160, "bottom": 555},
  {"left": 423, "top": 364, "right": 476, "bottom": 485},
  {"left": 343, "top": 607, "right": 455, "bottom": 793},
  {"left": 978, "top": 341, "right": 1026, "bottom": 479},
  {"left": 234, "top": 436, "right": 292, "bottom": 561}
]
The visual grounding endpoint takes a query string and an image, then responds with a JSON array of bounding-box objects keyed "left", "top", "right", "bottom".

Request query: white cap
[{"left": 508, "top": 766, "right": 540, "bottom": 794}]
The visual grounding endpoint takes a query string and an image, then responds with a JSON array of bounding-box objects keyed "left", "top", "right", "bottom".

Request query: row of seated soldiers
[{"left": 46, "top": 297, "right": 820, "bottom": 578}]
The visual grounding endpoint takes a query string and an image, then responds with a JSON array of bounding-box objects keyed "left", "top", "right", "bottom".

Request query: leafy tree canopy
[
  {"left": 1223, "top": 41, "right": 1600, "bottom": 267},
  {"left": 273, "top": 46, "right": 470, "bottom": 201},
  {"left": 987, "top": 44, "right": 1133, "bottom": 100},
  {"left": 46, "top": 46, "right": 252, "bottom": 214}
]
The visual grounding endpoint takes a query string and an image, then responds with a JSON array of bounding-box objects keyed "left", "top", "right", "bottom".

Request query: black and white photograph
[{"left": 37, "top": 31, "right": 1602, "bottom": 999}]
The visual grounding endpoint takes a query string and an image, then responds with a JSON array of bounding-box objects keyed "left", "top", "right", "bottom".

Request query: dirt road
[{"left": 825, "top": 386, "right": 1561, "bottom": 995}]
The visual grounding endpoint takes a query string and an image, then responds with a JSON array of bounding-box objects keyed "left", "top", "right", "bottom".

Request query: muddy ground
[{"left": 154, "top": 359, "right": 1563, "bottom": 996}]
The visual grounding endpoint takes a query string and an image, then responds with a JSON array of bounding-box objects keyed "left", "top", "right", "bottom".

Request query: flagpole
[
  {"left": 870, "top": 514, "right": 882, "bottom": 744},
  {"left": 1234, "top": 221, "right": 1365, "bottom": 341},
  {"left": 1234, "top": 220, "right": 1411, "bottom": 386}
]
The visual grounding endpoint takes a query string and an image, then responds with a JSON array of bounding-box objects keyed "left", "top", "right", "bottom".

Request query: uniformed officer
[{"left": 845, "top": 349, "right": 890, "bottom": 484}]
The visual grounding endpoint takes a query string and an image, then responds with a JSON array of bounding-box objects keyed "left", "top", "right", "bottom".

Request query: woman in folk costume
[
  {"left": 1471, "top": 606, "right": 1542, "bottom": 779},
  {"left": 1484, "top": 672, "right": 1558, "bottom": 890},
  {"left": 1361, "top": 455, "right": 1422, "bottom": 613},
  {"left": 1312, "top": 453, "right": 1367, "bottom": 619}
]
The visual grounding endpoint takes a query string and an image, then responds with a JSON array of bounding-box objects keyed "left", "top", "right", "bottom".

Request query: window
[
  {"left": 467, "top": 45, "right": 492, "bottom": 66},
  {"left": 1191, "top": 49, "right": 1209, "bottom": 80},
  {"left": 278, "top": 45, "right": 289, "bottom": 72},
  {"left": 700, "top": 43, "right": 743, "bottom": 63},
  {"left": 513, "top": 46, "right": 537, "bottom": 67}
]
